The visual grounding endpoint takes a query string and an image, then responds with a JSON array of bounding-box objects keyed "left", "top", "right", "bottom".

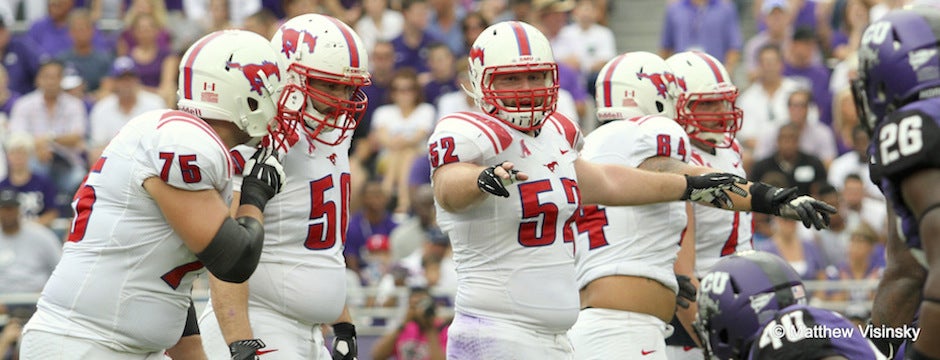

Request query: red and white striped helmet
[
  {"left": 666, "top": 51, "right": 742, "bottom": 148},
  {"left": 467, "top": 21, "right": 559, "bottom": 132},
  {"left": 272, "top": 13, "right": 371, "bottom": 146}
]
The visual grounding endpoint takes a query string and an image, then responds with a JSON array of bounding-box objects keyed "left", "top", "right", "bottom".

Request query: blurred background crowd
[{"left": 0, "top": 0, "right": 904, "bottom": 358}]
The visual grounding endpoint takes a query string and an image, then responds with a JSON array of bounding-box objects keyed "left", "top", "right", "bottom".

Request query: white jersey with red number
[
  {"left": 575, "top": 115, "right": 689, "bottom": 293},
  {"left": 228, "top": 123, "right": 350, "bottom": 324},
  {"left": 25, "top": 109, "right": 231, "bottom": 353},
  {"left": 689, "top": 139, "right": 753, "bottom": 277},
  {"left": 429, "top": 111, "right": 583, "bottom": 332}
]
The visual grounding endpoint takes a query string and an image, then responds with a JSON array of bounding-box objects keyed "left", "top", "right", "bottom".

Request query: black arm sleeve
[
  {"left": 195, "top": 216, "right": 264, "bottom": 283},
  {"left": 181, "top": 299, "right": 200, "bottom": 337}
]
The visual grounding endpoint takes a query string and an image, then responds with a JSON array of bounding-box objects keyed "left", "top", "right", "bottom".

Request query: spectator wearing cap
[
  {"left": 0, "top": 133, "right": 60, "bottom": 227},
  {"left": 57, "top": 9, "right": 114, "bottom": 99},
  {"left": 531, "top": 0, "right": 577, "bottom": 68},
  {"left": 88, "top": 56, "right": 166, "bottom": 163},
  {"left": 345, "top": 181, "right": 399, "bottom": 274},
  {"left": 744, "top": 0, "right": 794, "bottom": 81},
  {"left": 391, "top": 0, "right": 441, "bottom": 74},
  {"left": 660, "top": 0, "right": 743, "bottom": 77},
  {"left": 0, "top": 16, "right": 43, "bottom": 95},
  {"left": 26, "top": 0, "right": 114, "bottom": 59},
  {"left": 9, "top": 60, "right": 88, "bottom": 206},
  {"left": 528, "top": 0, "right": 589, "bottom": 120},
  {"left": 556, "top": 0, "right": 616, "bottom": 96},
  {"left": 0, "top": 188, "right": 63, "bottom": 295},
  {"left": 60, "top": 66, "right": 93, "bottom": 113},
  {"left": 784, "top": 26, "right": 833, "bottom": 126}
]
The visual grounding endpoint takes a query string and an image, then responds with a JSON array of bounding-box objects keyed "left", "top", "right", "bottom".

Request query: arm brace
[
  {"left": 196, "top": 216, "right": 264, "bottom": 283},
  {"left": 748, "top": 181, "right": 777, "bottom": 215}
]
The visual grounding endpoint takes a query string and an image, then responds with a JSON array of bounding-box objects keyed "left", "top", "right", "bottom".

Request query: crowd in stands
[{"left": 0, "top": 0, "right": 905, "bottom": 358}]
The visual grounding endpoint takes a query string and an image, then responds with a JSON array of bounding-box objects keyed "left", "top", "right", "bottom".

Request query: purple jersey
[
  {"left": 749, "top": 304, "right": 883, "bottom": 359},
  {"left": 868, "top": 98, "right": 940, "bottom": 249}
]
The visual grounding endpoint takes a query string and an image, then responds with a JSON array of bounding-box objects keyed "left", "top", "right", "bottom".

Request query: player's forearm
[
  {"left": 675, "top": 205, "right": 702, "bottom": 346},
  {"left": 640, "top": 158, "right": 755, "bottom": 212},
  {"left": 209, "top": 275, "right": 254, "bottom": 344},
  {"left": 873, "top": 202, "right": 925, "bottom": 326},
  {"left": 580, "top": 162, "right": 687, "bottom": 205},
  {"left": 431, "top": 162, "right": 488, "bottom": 212}
]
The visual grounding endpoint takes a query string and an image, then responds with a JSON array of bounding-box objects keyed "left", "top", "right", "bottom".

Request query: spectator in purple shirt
[
  {"left": 0, "top": 18, "right": 42, "bottom": 95},
  {"left": 391, "top": 0, "right": 440, "bottom": 74},
  {"left": 0, "top": 65, "right": 22, "bottom": 118},
  {"left": 784, "top": 27, "right": 832, "bottom": 126},
  {"left": 345, "top": 181, "right": 399, "bottom": 273},
  {"left": 660, "top": 0, "right": 743, "bottom": 77},
  {"left": 756, "top": 211, "right": 827, "bottom": 281},
  {"left": 118, "top": 0, "right": 173, "bottom": 56},
  {"left": 27, "top": 0, "right": 114, "bottom": 59},
  {"left": 0, "top": 133, "right": 60, "bottom": 227},
  {"left": 359, "top": 41, "right": 397, "bottom": 142},
  {"left": 422, "top": 43, "right": 458, "bottom": 107}
]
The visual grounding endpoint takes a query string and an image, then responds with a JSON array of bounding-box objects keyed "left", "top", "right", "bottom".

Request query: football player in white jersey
[
  {"left": 664, "top": 51, "right": 753, "bottom": 360},
  {"left": 568, "top": 51, "right": 835, "bottom": 360},
  {"left": 19, "top": 30, "right": 287, "bottom": 360},
  {"left": 198, "top": 14, "right": 369, "bottom": 360},
  {"left": 430, "top": 21, "right": 764, "bottom": 360}
]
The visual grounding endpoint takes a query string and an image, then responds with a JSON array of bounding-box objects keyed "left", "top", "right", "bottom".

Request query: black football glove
[
  {"left": 240, "top": 146, "right": 286, "bottom": 212},
  {"left": 681, "top": 173, "right": 748, "bottom": 209},
  {"left": 676, "top": 275, "right": 697, "bottom": 309},
  {"left": 331, "top": 322, "right": 358, "bottom": 360},
  {"left": 749, "top": 183, "right": 837, "bottom": 230},
  {"left": 477, "top": 162, "right": 520, "bottom": 198},
  {"left": 229, "top": 339, "right": 269, "bottom": 360}
]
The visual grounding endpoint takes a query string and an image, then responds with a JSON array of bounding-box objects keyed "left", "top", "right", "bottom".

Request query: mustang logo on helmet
[
  {"left": 280, "top": 28, "right": 318, "bottom": 59},
  {"left": 226, "top": 60, "right": 281, "bottom": 96},
  {"left": 469, "top": 46, "right": 485, "bottom": 66},
  {"left": 636, "top": 71, "right": 685, "bottom": 99}
]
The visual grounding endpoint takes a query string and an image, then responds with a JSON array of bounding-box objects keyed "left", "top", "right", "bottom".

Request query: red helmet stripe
[
  {"left": 182, "top": 31, "right": 224, "bottom": 100},
  {"left": 693, "top": 51, "right": 724, "bottom": 83},
  {"left": 509, "top": 22, "right": 532, "bottom": 56},
  {"left": 601, "top": 54, "right": 627, "bottom": 107},
  {"left": 327, "top": 17, "right": 360, "bottom": 68}
]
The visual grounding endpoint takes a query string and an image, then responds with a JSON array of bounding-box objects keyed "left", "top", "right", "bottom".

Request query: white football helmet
[
  {"left": 666, "top": 51, "right": 742, "bottom": 148},
  {"left": 271, "top": 13, "right": 371, "bottom": 146},
  {"left": 594, "top": 51, "right": 680, "bottom": 122},
  {"left": 177, "top": 30, "right": 284, "bottom": 141},
  {"left": 467, "top": 21, "right": 559, "bottom": 131}
]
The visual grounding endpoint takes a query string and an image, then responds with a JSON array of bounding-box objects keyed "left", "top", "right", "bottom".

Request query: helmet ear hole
[
  {"left": 656, "top": 101, "right": 664, "bottom": 113},
  {"left": 247, "top": 98, "right": 259, "bottom": 111}
]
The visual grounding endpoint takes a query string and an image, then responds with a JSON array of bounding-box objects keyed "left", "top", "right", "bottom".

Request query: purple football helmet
[
  {"left": 694, "top": 251, "right": 807, "bottom": 360},
  {"left": 852, "top": 5, "right": 940, "bottom": 135}
]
